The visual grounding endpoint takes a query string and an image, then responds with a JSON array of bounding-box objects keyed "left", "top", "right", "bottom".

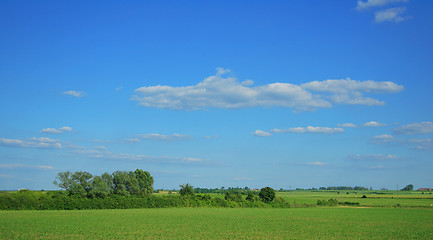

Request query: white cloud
[
  {"left": 371, "top": 134, "right": 396, "bottom": 144},
  {"left": 356, "top": 0, "right": 409, "bottom": 10},
  {"left": 362, "top": 121, "right": 386, "bottom": 127},
  {"left": 62, "top": 90, "right": 86, "bottom": 98},
  {"left": 374, "top": 7, "right": 408, "bottom": 23},
  {"left": 302, "top": 78, "right": 404, "bottom": 106},
  {"left": 132, "top": 69, "right": 403, "bottom": 111},
  {"left": 73, "top": 147, "right": 207, "bottom": 165},
  {"left": 393, "top": 122, "right": 433, "bottom": 135},
  {"left": 338, "top": 123, "right": 358, "bottom": 128},
  {"left": 252, "top": 130, "right": 272, "bottom": 137},
  {"left": 0, "top": 137, "right": 61, "bottom": 149},
  {"left": 41, "top": 126, "right": 73, "bottom": 134},
  {"left": 271, "top": 126, "right": 344, "bottom": 134},
  {"left": 349, "top": 154, "right": 397, "bottom": 161},
  {"left": 138, "top": 133, "right": 192, "bottom": 141},
  {"left": 0, "top": 163, "right": 54, "bottom": 170}
]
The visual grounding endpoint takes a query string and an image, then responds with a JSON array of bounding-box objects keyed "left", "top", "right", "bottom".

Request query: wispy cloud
[
  {"left": 289, "top": 161, "right": 328, "bottom": 166},
  {"left": 338, "top": 123, "right": 358, "bottom": 128},
  {"left": 0, "top": 137, "right": 62, "bottom": 149},
  {"left": 301, "top": 78, "right": 403, "bottom": 106},
  {"left": 73, "top": 147, "right": 208, "bottom": 165},
  {"left": 41, "top": 126, "right": 73, "bottom": 134},
  {"left": 62, "top": 90, "right": 86, "bottom": 98},
  {"left": 271, "top": 126, "right": 344, "bottom": 134},
  {"left": 348, "top": 154, "right": 397, "bottom": 161},
  {"left": 374, "top": 7, "right": 408, "bottom": 23},
  {"left": 371, "top": 134, "right": 396, "bottom": 144},
  {"left": 132, "top": 69, "right": 403, "bottom": 111},
  {"left": 393, "top": 122, "right": 433, "bottom": 135},
  {"left": 0, "top": 163, "right": 54, "bottom": 170},
  {"left": 306, "top": 162, "right": 327, "bottom": 166},
  {"left": 356, "top": 0, "right": 409, "bottom": 11},
  {"left": 252, "top": 130, "right": 272, "bottom": 137},
  {"left": 137, "top": 133, "right": 192, "bottom": 141}
]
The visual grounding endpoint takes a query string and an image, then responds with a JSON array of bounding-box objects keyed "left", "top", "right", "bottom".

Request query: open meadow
[{"left": 1, "top": 207, "right": 433, "bottom": 239}]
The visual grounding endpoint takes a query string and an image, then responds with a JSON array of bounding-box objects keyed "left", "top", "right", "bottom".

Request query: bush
[{"left": 259, "top": 187, "right": 276, "bottom": 203}]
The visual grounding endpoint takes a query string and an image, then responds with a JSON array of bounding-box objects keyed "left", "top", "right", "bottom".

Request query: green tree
[
  {"left": 112, "top": 171, "right": 130, "bottom": 196},
  {"left": 53, "top": 171, "right": 73, "bottom": 191},
  {"left": 259, "top": 187, "right": 276, "bottom": 203},
  {"left": 89, "top": 176, "right": 110, "bottom": 198},
  {"left": 401, "top": 184, "right": 414, "bottom": 191},
  {"left": 69, "top": 171, "right": 93, "bottom": 197},
  {"left": 179, "top": 183, "right": 194, "bottom": 196},
  {"left": 135, "top": 169, "right": 154, "bottom": 196},
  {"left": 101, "top": 172, "right": 113, "bottom": 193}
]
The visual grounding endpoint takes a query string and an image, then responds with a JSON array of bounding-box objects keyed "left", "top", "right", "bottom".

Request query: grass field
[{"left": 1, "top": 207, "right": 433, "bottom": 239}]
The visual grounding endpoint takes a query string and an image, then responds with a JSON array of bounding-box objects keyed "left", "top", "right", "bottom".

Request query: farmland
[
  {"left": 276, "top": 190, "right": 433, "bottom": 207},
  {"left": 1, "top": 207, "right": 433, "bottom": 239},
  {"left": 1, "top": 190, "right": 433, "bottom": 239}
]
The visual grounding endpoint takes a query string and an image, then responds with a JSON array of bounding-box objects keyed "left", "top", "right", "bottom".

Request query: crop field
[
  {"left": 275, "top": 190, "right": 433, "bottom": 207},
  {"left": 1, "top": 207, "right": 433, "bottom": 239}
]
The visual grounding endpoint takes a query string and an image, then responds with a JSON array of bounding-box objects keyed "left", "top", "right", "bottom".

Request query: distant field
[
  {"left": 275, "top": 190, "right": 433, "bottom": 207},
  {"left": 1, "top": 208, "right": 433, "bottom": 239}
]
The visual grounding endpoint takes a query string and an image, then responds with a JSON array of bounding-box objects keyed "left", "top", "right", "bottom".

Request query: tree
[
  {"left": 134, "top": 169, "right": 154, "bottom": 196},
  {"left": 112, "top": 171, "right": 130, "bottom": 196},
  {"left": 89, "top": 176, "right": 110, "bottom": 198},
  {"left": 259, "top": 187, "right": 276, "bottom": 203},
  {"left": 70, "top": 171, "right": 93, "bottom": 197},
  {"left": 53, "top": 171, "right": 73, "bottom": 190},
  {"left": 401, "top": 184, "right": 414, "bottom": 191},
  {"left": 179, "top": 183, "right": 194, "bottom": 196}
]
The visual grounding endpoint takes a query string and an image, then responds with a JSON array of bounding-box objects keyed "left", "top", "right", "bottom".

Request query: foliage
[
  {"left": 53, "top": 169, "right": 153, "bottom": 198},
  {"left": 259, "top": 187, "right": 276, "bottom": 203},
  {"left": 179, "top": 183, "right": 195, "bottom": 196},
  {"left": 401, "top": 184, "right": 414, "bottom": 191},
  {"left": 317, "top": 198, "right": 339, "bottom": 206}
]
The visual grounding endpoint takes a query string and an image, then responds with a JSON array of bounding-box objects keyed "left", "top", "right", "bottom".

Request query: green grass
[{"left": 1, "top": 208, "right": 433, "bottom": 239}]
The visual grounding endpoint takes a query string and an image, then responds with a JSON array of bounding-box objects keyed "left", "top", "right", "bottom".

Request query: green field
[
  {"left": 1, "top": 207, "right": 433, "bottom": 239},
  {"left": 275, "top": 190, "right": 433, "bottom": 207}
]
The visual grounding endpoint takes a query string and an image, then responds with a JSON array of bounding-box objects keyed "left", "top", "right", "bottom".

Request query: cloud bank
[{"left": 132, "top": 68, "right": 403, "bottom": 111}]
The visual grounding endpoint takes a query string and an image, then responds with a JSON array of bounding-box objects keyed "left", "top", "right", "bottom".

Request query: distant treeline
[
  {"left": 292, "top": 186, "right": 370, "bottom": 191},
  {"left": 192, "top": 186, "right": 370, "bottom": 192}
]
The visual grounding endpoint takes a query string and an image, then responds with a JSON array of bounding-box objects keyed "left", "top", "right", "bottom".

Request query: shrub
[{"left": 259, "top": 187, "right": 276, "bottom": 203}]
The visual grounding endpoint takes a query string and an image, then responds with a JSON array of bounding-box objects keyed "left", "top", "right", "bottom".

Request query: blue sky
[{"left": 1, "top": 0, "right": 432, "bottom": 190}]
